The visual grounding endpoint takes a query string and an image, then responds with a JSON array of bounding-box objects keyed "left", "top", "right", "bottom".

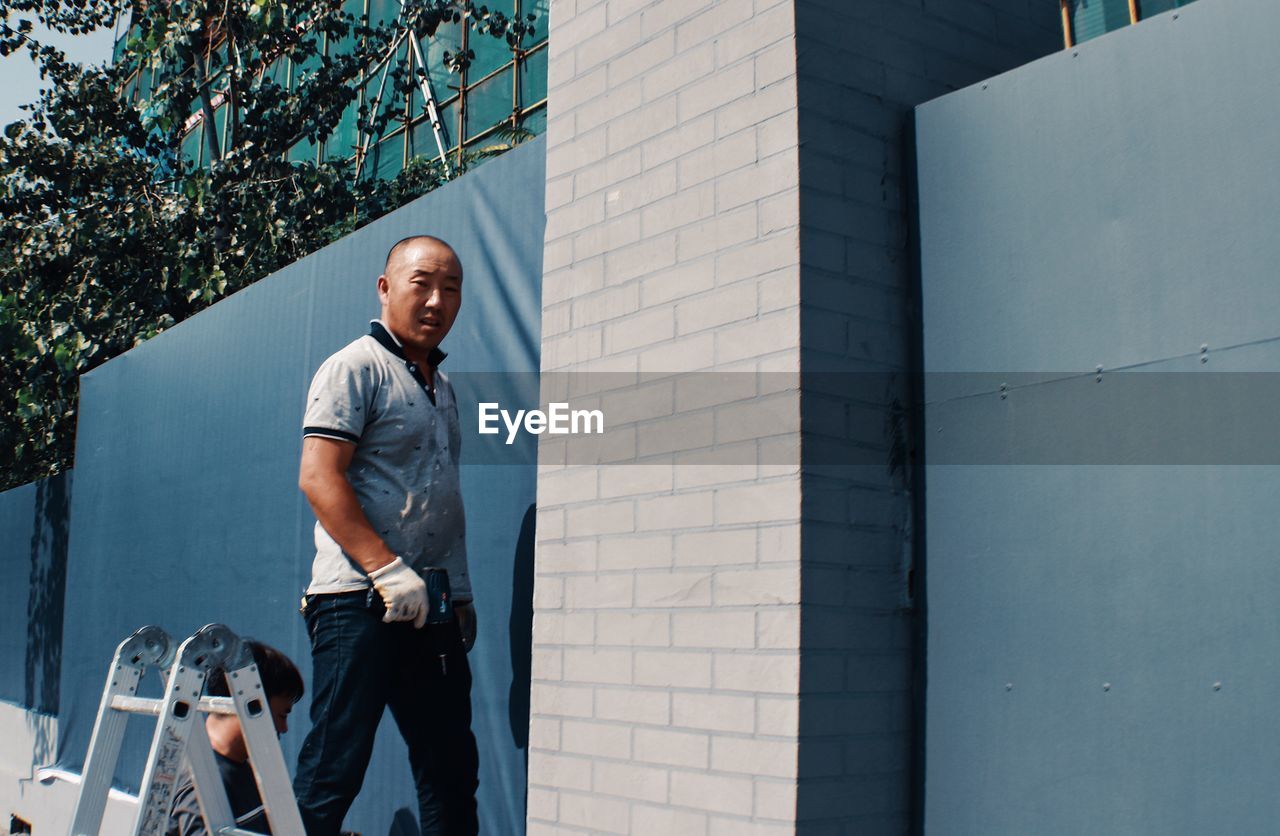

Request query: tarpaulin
[{"left": 56, "top": 136, "right": 545, "bottom": 835}]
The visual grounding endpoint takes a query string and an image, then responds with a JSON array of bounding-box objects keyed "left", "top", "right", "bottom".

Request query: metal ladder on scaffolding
[
  {"left": 353, "top": 0, "right": 456, "bottom": 181},
  {"left": 69, "top": 625, "right": 305, "bottom": 836}
]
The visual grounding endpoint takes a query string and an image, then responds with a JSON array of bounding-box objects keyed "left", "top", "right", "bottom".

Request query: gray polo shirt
[{"left": 302, "top": 320, "right": 470, "bottom": 600}]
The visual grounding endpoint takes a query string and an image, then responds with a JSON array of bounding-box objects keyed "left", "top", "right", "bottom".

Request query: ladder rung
[{"left": 111, "top": 694, "right": 238, "bottom": 716}]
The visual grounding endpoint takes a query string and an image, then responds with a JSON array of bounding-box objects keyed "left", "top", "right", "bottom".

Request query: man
[
  {"left": 293, "top": 235, "right": 479, "bottom": 836},
  {"left": 166, "top": 641, "right": 305, "bottom": 836}
]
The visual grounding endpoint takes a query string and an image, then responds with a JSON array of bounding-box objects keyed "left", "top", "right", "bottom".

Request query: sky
[{"left": 0, "top": 13, "right": 122, "bottom": 127}]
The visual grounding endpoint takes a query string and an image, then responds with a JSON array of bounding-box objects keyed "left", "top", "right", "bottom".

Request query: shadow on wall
[
  {"left": 389, "top": 807, "right": 419, "bottom": 836},
  {"left": 25, "top": 471, "right": 72, "bottom": 765},
  {"left": 508, "top": 504, "right": 536, "bottom": 780}
]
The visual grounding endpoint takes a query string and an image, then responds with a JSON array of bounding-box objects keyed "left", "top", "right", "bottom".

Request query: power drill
[{"left": 419, "top": 566, "right": 453, "bottom": 625}]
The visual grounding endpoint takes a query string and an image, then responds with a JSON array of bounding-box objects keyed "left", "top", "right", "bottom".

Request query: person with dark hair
[{"left": 165, "top": 640, "right": 304, "bottom": 836}]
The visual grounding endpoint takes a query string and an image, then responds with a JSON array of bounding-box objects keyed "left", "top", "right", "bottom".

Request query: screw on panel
[
  {"left": 1213, "top": 681, "right": 1222, "bottom": 691},
  {"left": 1102, "top": 682, "right": 1111, "bottom": 691},
  {"left": 1005, "top": 683, "right": 1013, "bottom": 691}
]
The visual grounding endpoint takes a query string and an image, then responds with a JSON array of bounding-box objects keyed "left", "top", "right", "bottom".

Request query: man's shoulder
[
  {"left": 324, "top": 334, "right": 382, "bottom": 365},
  {"left": 312, "top": 335, "right": 386, "bottom": 377}
]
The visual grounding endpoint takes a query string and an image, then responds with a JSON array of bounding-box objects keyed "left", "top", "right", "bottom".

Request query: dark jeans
[{"left": 293, "top": 590, "right": 479, "bottom": 836}]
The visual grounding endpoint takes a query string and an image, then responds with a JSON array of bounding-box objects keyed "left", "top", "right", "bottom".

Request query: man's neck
[
  {"left": 375, "top": 319, "right": 439, "bottom": 370},
  {"left": 206, "top": 717, "right": 249, "bottom": 763},
  {"left": 404, "top": 345, "right": 436, "bottom": 370}
]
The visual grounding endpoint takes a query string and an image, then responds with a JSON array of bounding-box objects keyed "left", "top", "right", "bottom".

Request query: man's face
[{"left": 377, "top": 239, "right": 463, "bottom": 358}]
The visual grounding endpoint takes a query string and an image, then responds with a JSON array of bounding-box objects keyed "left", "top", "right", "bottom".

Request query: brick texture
[{"left": 532, "top": 0, "right": 804, "bottom": 831}]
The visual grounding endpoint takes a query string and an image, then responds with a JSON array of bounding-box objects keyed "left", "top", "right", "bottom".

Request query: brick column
[
  {"left": 530, "top": 0, "right": 1060, "bottom": 833},
  {"left": 530, "top": 0, "right": 804, "bottom": 833}
]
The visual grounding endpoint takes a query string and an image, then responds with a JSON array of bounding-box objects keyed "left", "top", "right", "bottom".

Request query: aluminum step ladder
[{"left": 69, "top": 624, "right": 305, "bottom": 836}]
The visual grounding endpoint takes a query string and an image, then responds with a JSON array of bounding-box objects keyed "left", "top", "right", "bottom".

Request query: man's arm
[
  {"left": 300, "top": 436, "right": 429, "bottom": 626},
  {"left": 298, "top": 436, "right": 397, "bottom": 574}
]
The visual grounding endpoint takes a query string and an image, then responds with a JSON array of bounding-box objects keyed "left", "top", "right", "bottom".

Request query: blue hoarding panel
[
  {"left": 56, "top": 137, "right": 545, "bottom": 835},
  {"left": 915, "top": 0, "right": 1280, "bottom": 831}
]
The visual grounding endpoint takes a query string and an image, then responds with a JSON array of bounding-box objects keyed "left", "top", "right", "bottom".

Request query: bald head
[
  {"left": 384, "top": 235, "right": 458, "bottom": 273},
  {"left": 377, "top": 235, "right": 463, "bottom": 366}
]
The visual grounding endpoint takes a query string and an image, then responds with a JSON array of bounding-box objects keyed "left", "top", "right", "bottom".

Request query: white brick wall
[{"left": 531, "top": 0, "right": 804, "bottom": 830}]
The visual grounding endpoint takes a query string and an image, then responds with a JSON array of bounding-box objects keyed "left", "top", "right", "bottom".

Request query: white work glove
[
  {"left": 369, "top": 557, "right": 428, "bottom": 628},
  {"left": 456, "top": 601, "right": 477, "bottom": 652}
]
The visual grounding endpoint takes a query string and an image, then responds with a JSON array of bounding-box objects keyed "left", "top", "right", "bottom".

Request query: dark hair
[
  {"left": 206, "top": 639, "right": 304, "bottom": 704},
  {"left": 384, "top": 234, "right": 456, "bottom": 271}
]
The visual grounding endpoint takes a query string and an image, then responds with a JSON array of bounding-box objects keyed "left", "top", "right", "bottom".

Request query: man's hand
[
  {"left": 369, "top": 558, "right": 429, "bottom": 628},
  {"left": 456, "top": 601, "right": 477, "bottom": 652}
]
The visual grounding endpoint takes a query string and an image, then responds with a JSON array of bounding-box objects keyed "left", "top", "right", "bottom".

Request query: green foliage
[{"left": 0, "top": 0, "right": 538, "bottom": 490}]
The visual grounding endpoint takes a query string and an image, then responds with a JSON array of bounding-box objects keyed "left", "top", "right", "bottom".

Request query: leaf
[{"left": 0, "top": 0, "right": 539, "bottom": 490}]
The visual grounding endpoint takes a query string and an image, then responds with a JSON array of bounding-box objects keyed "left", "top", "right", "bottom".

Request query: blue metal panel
[
  {"left": 915, "top": 0, "right": 1280, "bottom": 831},
  {"left": 917, "top": 0, "right": 1280, "bottom": 376},
  {"left": 56, "top": 137, "right": 545, "bottom": 835},
  {"left": 0, "top": 472, "right": 71, "bottom": 714}
]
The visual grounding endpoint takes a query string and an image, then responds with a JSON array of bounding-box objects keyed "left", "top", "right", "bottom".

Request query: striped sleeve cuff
[{"left": 303, "top": 426, "right": 360, "bottom": 443}]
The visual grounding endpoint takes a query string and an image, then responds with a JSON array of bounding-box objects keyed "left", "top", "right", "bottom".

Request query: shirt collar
[{"left": 368, "top": 319, "right": 447, "bottom": 368}]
